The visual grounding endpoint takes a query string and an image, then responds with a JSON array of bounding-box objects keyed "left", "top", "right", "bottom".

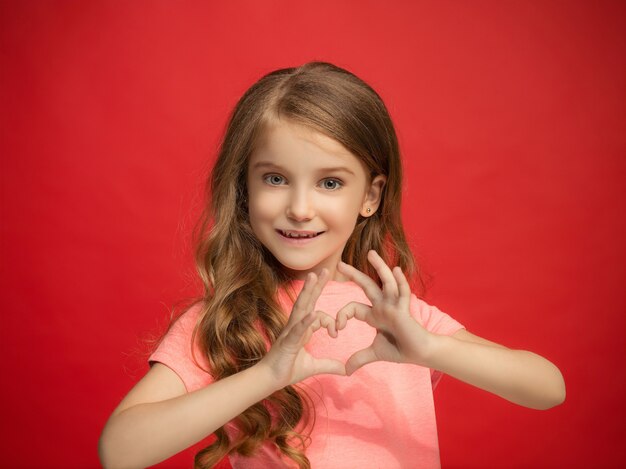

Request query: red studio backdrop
[{"left": 1, "top": 1, "right": 624, "bottom": 468}]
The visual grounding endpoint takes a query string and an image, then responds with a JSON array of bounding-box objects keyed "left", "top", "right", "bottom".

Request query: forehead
[{"left": 249, "top": 120, "right": 367, "bottom": 174}]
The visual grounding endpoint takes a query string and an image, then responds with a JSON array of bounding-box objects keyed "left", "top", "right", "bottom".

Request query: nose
[{"left": 286, "top": 187, "right": 315, "bottom": 221}]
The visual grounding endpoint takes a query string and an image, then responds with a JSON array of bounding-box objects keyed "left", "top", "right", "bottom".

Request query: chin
[
  {"left": 274, "top": 258, "right": 322, "bottom": 274},
  {"left": 279, "top": 262, "right": 318, "bottom": 273}
]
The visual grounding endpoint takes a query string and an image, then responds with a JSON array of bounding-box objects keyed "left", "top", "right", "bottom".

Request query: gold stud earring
[{"left": 366, "top": 208, "right": 371, "bottom": 213}]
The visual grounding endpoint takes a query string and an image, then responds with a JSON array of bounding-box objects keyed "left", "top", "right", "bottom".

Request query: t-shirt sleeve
[
  {"left": 148, "top": 302, "right": 214, "bottom": 393},
  {"left": 409, "top": 294, "right": 465, "bottom": 389}
]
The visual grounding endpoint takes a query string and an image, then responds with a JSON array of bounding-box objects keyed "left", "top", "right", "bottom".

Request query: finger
[
  {"left": 337, "top": 260, "right": 383, "bottom": 303},
  {"left": 312, "top": 358, "right": 346, "bottom": 376},
  {"left": 282, "top": 311, "right": 317, "bottom": 349},
  {"left": 284, "top": 309, "right": 337, "bottom": 351},
  {"left": 288, "top": 273, "right": 316, "bottom": 325},
  {"left": 345, "top": 346, "right": 378, "bottom": 376},
  {"left": 393, "top": 266, "right": 411, "bottom": 312},
  {"left": 310, "top": 310, "right": 338, "bottom": 338},
  {"left": 335, "top": 301, "right": 372, "bottom": 330},
  {"left": 305, "top": 268, "right": 330, "bottom": 313},
  {"left": 290, "top": 269, "right": 329, "bottom": 324},
  {"left": 367, "top": 250, "right": 399, "bottom": 298}
]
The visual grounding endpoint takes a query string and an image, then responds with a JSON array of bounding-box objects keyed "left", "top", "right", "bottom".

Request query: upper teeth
[{"left": 283, "top": 231, "right": 317, "bottom": 238}]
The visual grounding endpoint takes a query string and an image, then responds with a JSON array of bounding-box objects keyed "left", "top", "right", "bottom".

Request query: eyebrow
[{"left": 251, "top": 161, "right": 356, "bottom": 176}]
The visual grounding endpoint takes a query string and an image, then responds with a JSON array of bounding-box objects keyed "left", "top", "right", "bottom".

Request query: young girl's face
[{"left": 247, "top": 119, "right": 384, "bottom": 281}]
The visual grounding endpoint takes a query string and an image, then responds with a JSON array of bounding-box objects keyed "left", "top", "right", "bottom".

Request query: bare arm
[
  {"left": 99, "top": 270, "right": 344, "bottom": 469},
  {"left": 425, "top": 329, "right": 565, "bottom": 409},
  {"left": 98, "top": 362, "right": 279, "bottom": 468}
]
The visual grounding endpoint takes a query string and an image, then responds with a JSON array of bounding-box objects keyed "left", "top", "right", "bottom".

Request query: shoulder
[
  {"left": 148, "top": 301, "right": 213, "bottom": 392},
  {"left": 168, "top": 301, "right": 205, "bottom": 334},
  {"left": 409, "top": 294, "right": 465, "bottom": 336}
]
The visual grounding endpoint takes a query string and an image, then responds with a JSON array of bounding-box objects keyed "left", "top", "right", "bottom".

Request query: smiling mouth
[{"left": 277, "top": 229, "right": 325, "bottom": 239}]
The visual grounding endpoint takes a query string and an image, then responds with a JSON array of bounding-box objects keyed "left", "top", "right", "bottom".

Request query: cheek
[
  {"left": 325, "top": 198, "right": 361, "bottom": 232},
  {"left": 248, "top": 191, "right": 278, "bottom": 225}
]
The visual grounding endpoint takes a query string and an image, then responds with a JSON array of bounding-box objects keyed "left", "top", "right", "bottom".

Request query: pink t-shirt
[{"left": 149, "top": 280, "right": 464, "bottom": 468}]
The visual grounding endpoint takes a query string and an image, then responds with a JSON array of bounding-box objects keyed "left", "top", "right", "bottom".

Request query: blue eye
[
  {"left": 321, "top": 178, "right": 343, "bottom": 191},
  {"left": 264, "top": 174, "right": 285, "bottom": 186}
]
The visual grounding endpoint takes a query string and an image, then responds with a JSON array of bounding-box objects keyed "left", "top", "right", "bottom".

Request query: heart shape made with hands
[
  {"left": 270, "top": 307, "right": 369, "bottom": 385},
  {"left": 272, "top": 252, "right": 426, "bottom": 385},
  {"left": 303, "top": 308, "right": 378, "bottom": 377},
  {"left": 300, "top": 302, "right": 410, "bottom": 379}
]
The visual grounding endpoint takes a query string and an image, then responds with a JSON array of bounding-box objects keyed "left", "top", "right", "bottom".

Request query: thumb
[
  {"left": 312, "top": 358, "right": 347, "bottom": 377},
  {"left": 345, "top": 347, "right": 378, "bottom": 376}
]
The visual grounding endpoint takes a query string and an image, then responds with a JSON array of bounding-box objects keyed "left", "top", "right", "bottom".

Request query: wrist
[
  {"left": 252, "top": 359, "right": 288, "bottom": 393},
  {"left": 412, "top": 330, "right": 445, "bottom": 368}
]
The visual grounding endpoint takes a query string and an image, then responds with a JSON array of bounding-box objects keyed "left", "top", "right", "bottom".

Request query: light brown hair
[{"left": 188, "top": 62, "right": 423, "bottom": 468}]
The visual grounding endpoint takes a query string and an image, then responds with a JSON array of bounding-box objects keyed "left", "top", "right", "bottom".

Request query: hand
[
  {"left": 259, "top": 268, "right": 346, "bottom": 388},
  {"left": 336, "top": 250, "right": 434, "bottom": 375}
]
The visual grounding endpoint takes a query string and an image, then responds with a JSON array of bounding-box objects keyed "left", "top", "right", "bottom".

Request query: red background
[{"left": 1, "top": 1, "right": 624, "bottom": 468}]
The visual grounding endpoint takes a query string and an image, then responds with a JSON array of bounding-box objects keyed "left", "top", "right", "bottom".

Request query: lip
[{"left": 276, "top": 229, "right": 324, "bottom": 245}]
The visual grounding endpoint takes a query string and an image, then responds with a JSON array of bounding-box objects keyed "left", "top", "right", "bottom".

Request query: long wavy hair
[{"left": 186, "top": 61, "right": 423, "bottom": 468}]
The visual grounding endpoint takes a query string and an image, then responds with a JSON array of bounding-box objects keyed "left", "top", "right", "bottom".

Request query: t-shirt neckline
[{"left": 288, "top": 278, "right": 361, "bottom": 293}]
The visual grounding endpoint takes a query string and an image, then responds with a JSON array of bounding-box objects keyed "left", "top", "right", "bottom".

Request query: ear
[{"left": 360, "top": 175, "right": 387, "bottom": 217}]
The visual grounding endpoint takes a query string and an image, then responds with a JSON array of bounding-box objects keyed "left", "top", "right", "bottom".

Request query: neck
[{"left": 287, "top": 268, "right": 352, "bottom": 283}]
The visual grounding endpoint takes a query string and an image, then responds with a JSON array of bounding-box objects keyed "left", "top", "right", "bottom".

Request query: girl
[{"left": 99, "top": 62, "right": 565, "bottom": 469}]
